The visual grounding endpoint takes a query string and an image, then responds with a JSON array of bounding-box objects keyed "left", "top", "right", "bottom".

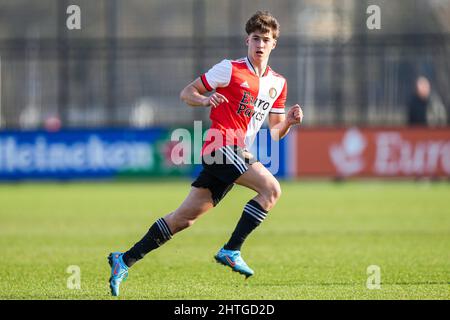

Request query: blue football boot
[
  {"left": 214, "top": 247, "right": 254, "bottom": 278},
  {"left": 108, "top": 252, "right": 128, "bottom": 296}
]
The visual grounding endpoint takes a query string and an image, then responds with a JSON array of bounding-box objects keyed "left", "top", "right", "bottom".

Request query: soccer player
[{"left": 108, "top": 10, "right": 303, "bottom": 296}]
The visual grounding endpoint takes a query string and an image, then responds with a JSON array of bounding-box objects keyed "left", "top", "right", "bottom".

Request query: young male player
[{"left": 108, "top": 11, "right": 303, "bottom": 296}]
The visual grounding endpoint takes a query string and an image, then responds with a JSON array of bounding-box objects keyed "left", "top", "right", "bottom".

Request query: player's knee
[
  {"left": 272, "top": 181, "right": 282, "bottom": 202},
  {"left": 261, "top": 180, "right": 281, "bottom": 210},
  {"left": 269, "top": 181, "right": 282, "bottom": 206}
]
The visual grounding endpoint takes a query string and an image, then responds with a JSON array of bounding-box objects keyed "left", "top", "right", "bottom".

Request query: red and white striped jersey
[{"left": 200, "top": 57, "right": 287, "bottom": 155}]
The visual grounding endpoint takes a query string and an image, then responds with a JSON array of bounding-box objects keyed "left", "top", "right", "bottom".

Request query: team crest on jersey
[{"left": 269, "top": 87, "right": 277, "bottom": 99}]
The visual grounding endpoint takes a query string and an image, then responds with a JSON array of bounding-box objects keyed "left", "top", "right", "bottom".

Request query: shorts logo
[{"left": 269, "top": 87, "right": 277, "bottom": 99}]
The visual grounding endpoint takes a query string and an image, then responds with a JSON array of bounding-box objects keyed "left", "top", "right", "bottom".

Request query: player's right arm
[
  {"left": 180, "top": 78, "right": 228, "bottom": 108},
  {"left": 180, "top": 59, "right": 231, "bottom": 108}
]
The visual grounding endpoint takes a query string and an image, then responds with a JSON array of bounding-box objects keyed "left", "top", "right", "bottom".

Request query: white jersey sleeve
[{"left": 200, "top": 59, "right": 232, "bottom": 91}]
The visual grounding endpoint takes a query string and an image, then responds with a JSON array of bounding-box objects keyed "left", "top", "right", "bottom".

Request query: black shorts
[{"left": 191, "top": 145, "right": 258, "bottom": 206}]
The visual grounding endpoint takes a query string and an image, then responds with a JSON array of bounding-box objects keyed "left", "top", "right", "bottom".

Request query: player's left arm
[{"left": 268, "top": 105, "right": 303, "bottom": 141}]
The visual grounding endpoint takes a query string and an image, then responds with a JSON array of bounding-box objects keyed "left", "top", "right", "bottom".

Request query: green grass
[{"left": 0, "top": 180, "right": 449, "bottom": 299}]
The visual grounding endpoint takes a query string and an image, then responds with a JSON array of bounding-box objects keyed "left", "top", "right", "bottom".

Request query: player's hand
[
  {"left": 206, "top": 92, "right": 229, "bottom": 108},
  {"left": 287, "top": 104, "right": 303, "bottom": 125}
]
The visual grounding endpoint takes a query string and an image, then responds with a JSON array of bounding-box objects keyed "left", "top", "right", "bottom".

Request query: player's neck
[{"left": 247, "top": 56, "right": 268, "bottom": 77}]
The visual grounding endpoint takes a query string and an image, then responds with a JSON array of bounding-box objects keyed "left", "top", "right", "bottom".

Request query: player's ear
[
  {"left": 272, "top": 39, "right": 277, "bottom": 49},
  {"left": 245, "top": 37, "right": 249, "bottom": 46}
]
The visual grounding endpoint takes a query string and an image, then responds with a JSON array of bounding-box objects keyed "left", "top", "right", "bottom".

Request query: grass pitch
[{"left": 0, "top": 180, "right": 449, "bottom": 300}]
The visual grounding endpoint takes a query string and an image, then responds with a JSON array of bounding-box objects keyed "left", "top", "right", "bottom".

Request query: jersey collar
[{"left": 245, "top": 56, "right": 270, "bottom": 77}]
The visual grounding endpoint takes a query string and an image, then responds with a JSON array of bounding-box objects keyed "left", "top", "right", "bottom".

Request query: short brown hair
[{"left": 245, "top": 11, "right": 280, "bottom": 40}]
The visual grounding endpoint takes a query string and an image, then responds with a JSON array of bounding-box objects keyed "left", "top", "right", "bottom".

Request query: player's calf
[
  {"left": 121, "top": 217, "right": 173, "bottom": 267},
  {"left": 119, "top": 187, "right": 214, "bottom": 268},
  {"left": 164, "top": 208, "right": 202, "bottom": 234},
  {"left": 223, "top": 199, "right": 269, "bottom": 252}
]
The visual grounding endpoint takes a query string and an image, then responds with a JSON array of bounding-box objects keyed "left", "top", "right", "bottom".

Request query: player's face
[{"left": 246, "top": 31, "right": 277, "bottom": 63}]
